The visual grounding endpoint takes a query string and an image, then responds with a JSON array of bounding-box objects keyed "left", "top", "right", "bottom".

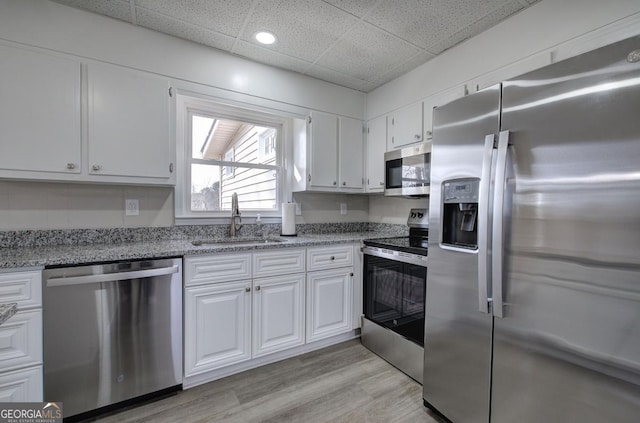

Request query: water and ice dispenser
[{"left": 442, "top": 179, "right": 479, "bottom": 250}]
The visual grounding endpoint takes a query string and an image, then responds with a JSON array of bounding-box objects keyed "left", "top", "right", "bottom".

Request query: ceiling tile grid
[
  {"left": 49, "top": 0, "right": 539, "bottom": 92},
  {"left": 135, "top": 7, "right": 236, "bottom": 52}
]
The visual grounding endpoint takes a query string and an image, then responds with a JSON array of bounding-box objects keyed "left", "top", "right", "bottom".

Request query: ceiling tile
[
  {"left": 316, "top": 22, "right": 421, "bottom": 81},
  {"left": 136, "top": 8, "right": 235, "bottom": 51},
  {"left": 240, "top": 0, "right": 359, "bottom": 63},
  {"left": 365, "top": 0, "right": 510, "bottom": 49},
  {"left": 135, "top": 0, "right": 253, "bottom": 37},
  {"left": 371, "top": 51, "right": 436, "bottom": 87},
  {"left": 304, "top": 64, "right": 372, "bottom": 92},
  {"left": 52, "top": 0, "right": 132, "bottom": 23},
  {"left": 233, "top": 40, "right": 313, "bottom": 74},
  {"left": 427, "top": 0, "right": 524, "bottom": 54},
  {"left": 321, "top": 0, "right": 380, "bottom": 18}
]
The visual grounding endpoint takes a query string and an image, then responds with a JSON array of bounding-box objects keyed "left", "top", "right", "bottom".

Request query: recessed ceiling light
[{"left": 255, "top": 31, "right": 277, "bottom": 45}]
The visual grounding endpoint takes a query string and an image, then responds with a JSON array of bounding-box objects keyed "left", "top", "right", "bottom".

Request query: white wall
[{"left": 0, "top": 181, "right": 173, "bottom": 230}]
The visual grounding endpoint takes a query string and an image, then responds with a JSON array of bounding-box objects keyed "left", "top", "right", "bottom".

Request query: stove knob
[
  {"left": 411, "top": 212, "right": 416, "bottom": 218},
  {"left": 417, "top": 212, "right": 423, "bottom": 218}
]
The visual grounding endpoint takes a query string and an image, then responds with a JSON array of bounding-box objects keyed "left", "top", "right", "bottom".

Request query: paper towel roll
[{"left": 281, "top": 203, "right": 296, "bottom": 236}]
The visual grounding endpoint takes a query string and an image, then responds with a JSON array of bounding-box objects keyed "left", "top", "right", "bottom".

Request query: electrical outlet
[
  {"left": 295, "top": 202, "right": 302, "bottom": 215},
  {"left": 125, "top": 199, "right": 139, "bottom": 216},
  {"left": 340, "top": 203, "right": 347, "bottom": 215}
]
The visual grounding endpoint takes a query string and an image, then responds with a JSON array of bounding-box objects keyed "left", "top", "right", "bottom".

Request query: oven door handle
[{"left": 361, "top": 246, "right": 428, "bottom": 267}]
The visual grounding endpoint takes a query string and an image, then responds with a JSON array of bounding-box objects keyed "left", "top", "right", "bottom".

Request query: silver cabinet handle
[
  {"left": 414, "top": 134, "right": 421, "bottom": 140},
  {"left": 169, "top": 163, "right": 174, "bottom": 173},
  {"left": 342, "top": 181, "right": 346, "bottom": 186},
  {"left": 245, "top": 287, "right": 251, "bottom": 292},
  {"left": 92, "top": 164, "right": 101, "bottom": 171},
  {"left": 333, "top": 181, "right": 337, "bottom": 186},
  {"left": 379, "top": 181, "right": 384, "bottom": 186},
  {"left": 330, "top": 256, "right": 335, "bottom": 260},
  {"left": 66, "top": 163, "right": 76, "bottom": 170},
  {"left": 256, "top": 286, "right": 261, "bottom": 291},
  {"left": 308, "top": 174, "right": 311, "bottom": 182}
]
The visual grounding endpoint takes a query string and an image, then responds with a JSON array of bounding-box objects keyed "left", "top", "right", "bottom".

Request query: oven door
[{"left": 363, "top": 252, "right": 426, "bottom": 346}]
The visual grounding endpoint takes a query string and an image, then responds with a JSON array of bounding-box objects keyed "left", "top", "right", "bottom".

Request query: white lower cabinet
[
  {"left": 184, "top": 280, "right": 252, "bottom": 376},
  {"left": 252, "top": 274, "right": 305, "bottom": 358},
  {"left": 184, "top": 250, "right": 306, "bottom": 379},
  {"left": 306, "top": 268, "right": 352, "bottom": 343},
  {"left": 0, "top": 269, "right": 43, "bottom": 402},
  {"left": 184, "top": 244, "right": 359, "bottom": 387},
  {"left": 306, "top": 245, "right": 354, "bottom": 342},
  {"left": 0, "top": 366, "right": 43, "bottom": 402}
]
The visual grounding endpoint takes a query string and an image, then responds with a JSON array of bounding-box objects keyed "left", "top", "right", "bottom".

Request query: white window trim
[{"left": 175, "top": 93, "right": 291, "bottom": 224}]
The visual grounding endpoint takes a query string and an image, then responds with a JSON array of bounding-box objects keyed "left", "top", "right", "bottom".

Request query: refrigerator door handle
[
  {"left": 477, "top": 134, "right": 495, "bottom": 314},
  {"left": 492, "top": 130, "right": 510, "bottom": 318}
]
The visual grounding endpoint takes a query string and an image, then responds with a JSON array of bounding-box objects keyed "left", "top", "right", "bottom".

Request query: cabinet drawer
[
  {"left": 253, "top": 249, "right": 305, "bottom": 278},
  {"left": 0, "top": 271, "right": 42, "bottom": 309},
  {"left": 0, "top": 310, "right": 42, "bottom": 371},
  {"left": 184, "top": 254, "right": 252, "bottom": 286},
  {"left": 307, "top": 245, "right": 353, "bottom": 271},
  {"left": 0, "top": 366, "right": 43, "bottom": 402}
]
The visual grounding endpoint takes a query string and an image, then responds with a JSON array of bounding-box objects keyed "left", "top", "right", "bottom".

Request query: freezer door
[
  {"left": 493, "top": 36, "right": 640, "bottom": 422},
  {"left": 423, "top": 86, "right": 500, "bottom": 423}
]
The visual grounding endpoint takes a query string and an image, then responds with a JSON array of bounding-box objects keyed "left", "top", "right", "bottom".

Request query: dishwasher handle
[{"left": 46, "top": 265, "right": 180, "bottom": 287}]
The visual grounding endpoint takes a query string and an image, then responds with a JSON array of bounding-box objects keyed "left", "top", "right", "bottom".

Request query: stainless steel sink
[{"left": 191, "top": 238, "right": 286, "bottom": 246}]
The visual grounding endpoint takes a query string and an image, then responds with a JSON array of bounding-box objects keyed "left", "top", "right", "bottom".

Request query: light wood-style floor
[{"left": 92, "top": 340, "right": 444, "bottom": 423}]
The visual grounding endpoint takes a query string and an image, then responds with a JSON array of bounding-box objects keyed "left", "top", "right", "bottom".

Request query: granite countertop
[
  {"left": 0, "top": 303, "right": 17, "bottom": 325},
  {"left": 0, "top": 231, "right": 396, "bottom": 269}
]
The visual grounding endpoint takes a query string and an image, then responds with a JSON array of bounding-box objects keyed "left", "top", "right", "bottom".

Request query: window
[{"left": 176, "top": 95, "right": 286, "bottom": 220}]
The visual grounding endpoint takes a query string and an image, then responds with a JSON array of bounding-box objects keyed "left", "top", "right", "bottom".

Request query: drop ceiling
[{"left": 51, "top": 0, "right": 540, "bottom": 92}]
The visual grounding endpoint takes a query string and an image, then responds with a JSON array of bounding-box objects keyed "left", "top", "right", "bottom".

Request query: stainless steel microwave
[{"left": 384, "top": 142, "right": 431, "bottom": 196}]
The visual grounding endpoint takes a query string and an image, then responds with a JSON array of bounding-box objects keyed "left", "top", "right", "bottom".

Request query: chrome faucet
[{"left": 230, "top": 192, "right": 243, "bottom": 238}]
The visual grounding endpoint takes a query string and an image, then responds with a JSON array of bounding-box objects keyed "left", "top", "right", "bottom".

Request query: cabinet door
[
  {"left": 424, "top": 85, "right": 467, "bottom": 141},
  {"left": 306, "top": 268, "right": 352, "bottom": 342},
  {"left": 338, "top": 117, "right": 363, "bottom": 190},
  {"left": 0, "top": 310, "right": 42, "bottom": 372},
  {"left": 365, "top": 115, "right": 387, "bottom": 192},
  {"left": 308, "top": 111, "right": 338, "bottom": 188},
  {"left": 184, "top": 281, "right": 251, "bottom": 376},
  {"left": 0, "top": 44, "right": 81, "bottom": 175},
  {"left": 387, "top": 102, "right": 423, "bottom": 150},
  {"left": 87, "top": 63, "right": 174, "bottom": 181},
  {"left": 0, "top": 366, "right": 42, "bottom": 402},
  {"left": 253, "top": 274, "right": 305, "bottom": 358}
]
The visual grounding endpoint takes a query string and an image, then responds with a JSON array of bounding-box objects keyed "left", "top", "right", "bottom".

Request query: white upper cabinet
[
  {"left": 0, "top": 44, "right": 81, "bottom": 177},
  {"left": 365, "top": 115, "right": 387, "bottom": 193},
  {"left": 0, "top": 43, "right": 175, "bottom": 186},
  {"left": 293, "top": 111, "right": 364, "bottom": 193},
  {"left": 87, "top": 62, "right": 175, "bottom": 183},
  {"left": 308, "top": 111, "right": 339, "bottom": 189},
  {"left": 338, "top": 116, "right": 364, "bottom": 190},
  {"left": 424, "top": 85, "right": 468, "bottom": 141},
  {"left": 387, "top": 102, "right": 423, "bottom": 150}
]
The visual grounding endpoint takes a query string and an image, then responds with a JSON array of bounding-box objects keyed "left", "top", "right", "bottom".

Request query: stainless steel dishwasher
[{"left": 43, "top": 258, "right": 183, "bottom": 420}]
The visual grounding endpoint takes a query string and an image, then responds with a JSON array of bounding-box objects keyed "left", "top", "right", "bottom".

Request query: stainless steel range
[{"left": 361, "top": 208, "right": 428, "bottom": 383}]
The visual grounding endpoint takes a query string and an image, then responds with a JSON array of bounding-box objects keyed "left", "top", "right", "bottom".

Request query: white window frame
[{"left": 175, "top": 93, "right": 288, "bottom": 223}]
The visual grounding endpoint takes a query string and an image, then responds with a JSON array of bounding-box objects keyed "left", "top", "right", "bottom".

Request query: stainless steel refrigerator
[{"left": 423, "top": 36, "right": 640, "bottom": 423}]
